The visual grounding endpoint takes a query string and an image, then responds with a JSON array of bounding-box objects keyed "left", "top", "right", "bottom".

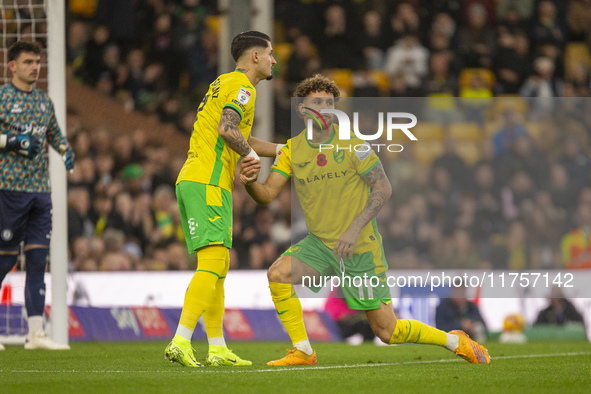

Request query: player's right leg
[
  {"left": 266, "top": 241, "right": 326, "bottom": 366},
  {"left": 0, "top": 247, "right": 19, "bottom": 350},
  {"left": 364, "top": 302, "right": 490, "bottom": 364},
  {"left": 166, "top": 182, "right": 238, "bottom": 367}
]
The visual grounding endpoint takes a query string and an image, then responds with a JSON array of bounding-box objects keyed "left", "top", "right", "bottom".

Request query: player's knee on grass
[
  {"left": 267, "top": 255, "right": 292, "bottom": 284},
  {"left": 366, "top": 302, "right": 398, "bottom": 344}
]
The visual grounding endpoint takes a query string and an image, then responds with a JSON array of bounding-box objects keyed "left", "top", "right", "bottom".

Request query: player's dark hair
[
  {"left": 231, "top": 31, "right": 271, "bottom": 62},
  {"left": 8, "top": 40, "right": 42, "bottom": 62}
]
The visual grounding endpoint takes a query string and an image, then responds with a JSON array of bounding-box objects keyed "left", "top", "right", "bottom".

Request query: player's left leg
[
  {"left": 22, "top": 193, "right": 68, "bottom": 350},
  {"left": 203, "top": 249, "right": 251, "bottom": 366},
  {"left": 364, "top": 302, "right": 490, "bottom": 364},
  {"left": 22, "top": 245, "right": 69, "bottom": 350},
  {"left": 266, "top": 253, "right": 320, "bottom": 366}
]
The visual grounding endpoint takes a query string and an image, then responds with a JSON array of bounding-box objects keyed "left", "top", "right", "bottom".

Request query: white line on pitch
[{"left": 3, "top": 351, "right": 591, "bottom": 374}]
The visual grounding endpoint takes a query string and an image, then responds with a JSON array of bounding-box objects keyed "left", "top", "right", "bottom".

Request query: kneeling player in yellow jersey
[
  {"left": 165, "top": 31, "right": 283, "bottom": 367},
  {"left": 240, "top": 74, "right": 490, "bottom": 366}
]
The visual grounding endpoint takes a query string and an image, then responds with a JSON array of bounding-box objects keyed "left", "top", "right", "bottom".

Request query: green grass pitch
[{"left": 1, "top": 341, "right": 590, "bottom": 393}]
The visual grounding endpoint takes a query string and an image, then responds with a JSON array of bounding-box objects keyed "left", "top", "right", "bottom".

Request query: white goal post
[{"left": 0, "top": 0, "right": 68, "bottom": 346}]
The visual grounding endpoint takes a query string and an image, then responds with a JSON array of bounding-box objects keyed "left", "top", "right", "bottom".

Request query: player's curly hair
[
  {"left": 8, "top": 40, "right": 42, "bottom": 62},
  {"left": 293, "top": 74, "right": 340, "bottom": 118},
  {"left": 293, "top": 74, "right": 341, "bottom": 100}
]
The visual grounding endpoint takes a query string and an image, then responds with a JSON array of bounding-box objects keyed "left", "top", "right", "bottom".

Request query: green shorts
[
  {"left": 283, "top": 233, "right": 391, "bottom": 311},
  {"left": 176, "top": 181, "right": 233, "bottom": 253}
]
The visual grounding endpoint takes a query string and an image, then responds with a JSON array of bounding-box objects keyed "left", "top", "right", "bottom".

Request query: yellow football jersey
[
  {"left": 271, "top": 126, "right": 382, "bottom": 254},
  {"left": 177, "top": 70, "right": 256, "bottom": 192}
]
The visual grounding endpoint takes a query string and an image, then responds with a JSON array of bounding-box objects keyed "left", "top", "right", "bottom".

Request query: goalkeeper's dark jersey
[{"left": 0, "top": 82, "right": 68, "bottom": 193}]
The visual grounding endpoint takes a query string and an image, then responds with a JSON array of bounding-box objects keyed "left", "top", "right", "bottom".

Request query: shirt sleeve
[
  {"left": 350, "top": 138, "right": 380, "bottom": 177},
  {"left": 45, "top": 98, "right": 69, "bottom": 151},
  {"left": 222, "top": 80, "right": 254, "bottom": 120},
  {"left": 271, "top": 139, "right": 291, "bottom": 179}
]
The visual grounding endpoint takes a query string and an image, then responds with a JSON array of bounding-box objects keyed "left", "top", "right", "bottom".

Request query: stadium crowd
[{"left": 53, "top": 0, "right": 591, "bottom": 271}]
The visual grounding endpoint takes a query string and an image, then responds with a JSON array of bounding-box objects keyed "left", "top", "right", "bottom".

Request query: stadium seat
[
  {"left": 490, "top": 96, "right": 528, "bottom": 118},
  {"left": 370, "top": 70, "right": 390, "bottom": 96},
  {"left": 448, "top": 122, "right": 482, "bottom": 141},
  {"left": 331, "top": 68, "right": 354, "bottom": 96},
  {"left": 204, "top": 16, "right": 220, "bottom": 34},
  {"left": 565, "top": 43, "right": 591, "bottom": 78},
  {"left": 525, "top": 122, "right": 544, "bottom": 145},
  {"left": 413, "top": 140, "right": 443, "bottom": 165},
  {"left": 273, "top": 42, "right": 294, "bottom": 64},
  {"left": 455, "top": 140, "right": 481, "bottom": 166},
  {"left": 411, "top": 122, "right": 444, "bottom": 141},
  {"left": 459, "top": 68, "right": 495, "bottom": 90}
]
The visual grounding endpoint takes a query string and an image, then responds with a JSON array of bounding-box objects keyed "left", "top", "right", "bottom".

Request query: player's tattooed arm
[
  {"left": 333, "top": 163, "right": 392, "bottom": 260},
  {"left": 354, "top": 163, "right": 392, "bottom": 228},
  {"left": 218, "top": 107, "right": 251, "bottom": 156}
]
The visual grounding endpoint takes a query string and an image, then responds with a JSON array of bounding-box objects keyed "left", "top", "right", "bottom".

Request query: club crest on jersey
[
  {"left": 237, "top": 88, "right": 251, "bottom": 105},
  {"left": 1, "top": 229, "right": 13, "bottom": 241},
  {"left": 39, "top": 102, "right": 46, "bottom": 112},
  {"left": 333, "top": 150, "right": 345, "bottom": 164},
  {"left": 11, "top": 103, "right": 22, "bottom": 113}
]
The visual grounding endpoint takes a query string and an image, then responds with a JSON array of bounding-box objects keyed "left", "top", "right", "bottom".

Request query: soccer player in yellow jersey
[
  {"left": 165, "top": 31, "right": 282, "bottom": 367},
  {"left": 240, "top": 74, "right": 491, "bottom": 366}
]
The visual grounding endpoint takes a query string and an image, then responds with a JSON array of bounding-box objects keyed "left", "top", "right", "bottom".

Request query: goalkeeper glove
[
  {"left": 1, "top": 134, "right": 41, "bottom": 158},
  {"left": 59, "top": 144, "right": 75, "bottom": 171}
]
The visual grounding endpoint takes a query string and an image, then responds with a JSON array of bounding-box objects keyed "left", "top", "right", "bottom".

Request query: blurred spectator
[
  {"left": 457, "top": 3, "right": 495, "bottom": 68},
  {"left": 494, "top": 32, "right": 532, "bottom": 94},
  {"left": 384, "top": 32, "right": 429, "bottom": 88},
  {"left": 67, "top": 21, "right": 88, "bottom": 80},
  {"left": 317, "top": 5, "right": 362, "bottom": 70},
  {"left": 436, "top": 228, "right": 480, "bottom": 268},
  {"left": 492, "top": 109, "right": 529, "bottom": 156},
  {"left": 435, "top": 283, "right": 487, "bottom": 342},
  {"left": 535, "top": 286, "right": 585, "bottom": 326},
  {"left": 122, "top": 163, "right": 146, "bottom": 196},
  {"left": 152, "top": 184, "right": 179, "bottom": 245},
  {"left": 497, "top": 0, "right": 535, "bottom": 21},
  {"left": 497, "top": 135, "right": 547, "bottom": 188},
  {"left": 285, "top": 35, "right": 321, "bottom": 84},
  {"left": 422, "top": 52, "right": 457, "bottom": 96},
  {"left": 68, "top": 187, "right": 94, "bottom": 242},
  {"left": 567, "top": 0, "right": 591, "bottom": 45},
  {"left": 94, "top": 0, "right": 144, "bottom": 50},
  {"left": 530, "top": 0, "right": 566, "bottom": 50},
  {"left": 558, "top": 135, "right": 591, "bottom": 192},
  {"left": 433, "top": 137, "right": 470, "bottom": 191},
  {"left": 187, "top": 29, "right": 219, "bottom": 93},
  {"left": 560, "top": 204, "right": 591, "bottom": 268},
  {"left": 389, "top": 2, "right": 420, "bottom": 38},
  {"left": 357, "top": 10, "right": 390, "bottom": 70},
  {"left": 82, "top": 24, "right": 110, "bottom": 86}
]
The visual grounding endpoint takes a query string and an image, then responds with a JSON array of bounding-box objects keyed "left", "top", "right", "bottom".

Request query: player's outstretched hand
[
  {"left": 7, "top": 134, "right": 41, "bottom": 158},
  {"left": 59, "top": 144, "right": 75, "bottom": 171},
  {"left": 240, "top": 156, "right": 261, "bottom": 185},
  {"left": 333, "top": 225, "right": 362, "bottom": 261}
]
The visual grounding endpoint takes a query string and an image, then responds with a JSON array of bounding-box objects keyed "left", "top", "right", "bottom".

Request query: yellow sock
[
  {"left": 269, "top": 282, "right": 308, "bottom": 344},
  {"left": 389, "top": 319, "right": 447, "bottom": 346},
  {"left": 178, "top": 246, "right": 227, "bottom": 333},
  {"left": 203, "top": 249, "right": 229, "bottom": 341}
]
